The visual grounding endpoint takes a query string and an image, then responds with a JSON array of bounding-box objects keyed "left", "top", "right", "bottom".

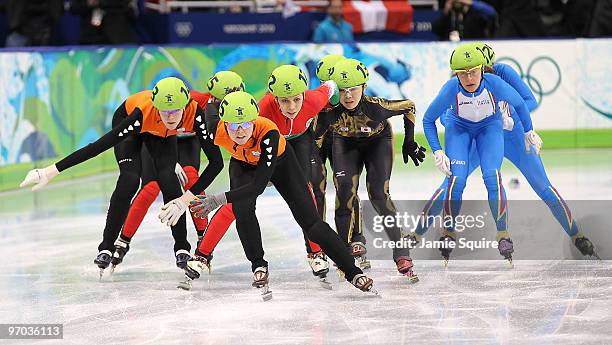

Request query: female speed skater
[
  {"left": 410, "top": 42, "right": 599, "bottom": 263},
  {"left": 110, "top": 71, "right": 246, "bottom": 271},
  {"left": 421, "top": 43, "right": 542, "bottom": 265},
  {"left": 314, "top": 58, "right": 427, "bottom": 283},
  {"left": 20, "top": 77, "right": 224, "bottom": 278}
]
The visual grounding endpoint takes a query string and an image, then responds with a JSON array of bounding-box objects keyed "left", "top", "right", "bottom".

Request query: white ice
[{"left": 1, "top": 148, "right": 611, "bottom": 344}]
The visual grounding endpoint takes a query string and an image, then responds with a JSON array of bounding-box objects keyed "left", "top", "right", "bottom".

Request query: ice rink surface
[{"left": 1, "top": 149, "right": 612, "bottom": 345}]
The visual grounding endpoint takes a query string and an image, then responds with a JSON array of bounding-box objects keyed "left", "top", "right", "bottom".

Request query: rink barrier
[{"left": 1, "top": 39, "right": 610, "bottom": 191}]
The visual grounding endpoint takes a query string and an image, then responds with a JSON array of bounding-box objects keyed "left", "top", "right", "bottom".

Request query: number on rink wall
[{"left": 0, "top": 40, "right": 610, "bottom": 173}]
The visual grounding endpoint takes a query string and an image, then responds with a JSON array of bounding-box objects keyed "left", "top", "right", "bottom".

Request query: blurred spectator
[
  {"left": 69, "top": 0, "right": 138, "bottom": 45},
  {"left": 5, "top": 0, "right": 63, "bottom": 47},
  {"left": 432, "top": 0, "right": 497, "bottom": 41},
  {"left": 587, "top": 0, "right": 612, "bottom": 37},
  {"left": 312, "top": 0, "right": 354, "bottom": 43},
  {"left": 487, "top": 0, "right": 545, "bottom": 38}
]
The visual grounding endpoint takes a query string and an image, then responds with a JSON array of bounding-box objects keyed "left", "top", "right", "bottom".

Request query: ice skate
[
  {"left": 350, "top": 273, "right": 379, "bottom": 296},
  {"left": 94, "top": 250, "right": 112, "bottom": 280},
  {"left": 308, "top": 251, "right": 332, "bottom": 289},
  {"left": 395, "top": 256, "right": 419, "bottom": 284},
  {"left": 438, "top": 231, "right": 456, "bottom": 267},
  {"left": 252, "top": 266, "right": 272, "bottom": 301},
  {"left": 177, "top": 254, "right": 213, "bottom": 290},
  {"left": 497, "top": 237, "right": 514, "bottom": 267},
  {"left": 175, "top": 249, "right": 192, "bottom": 269},
  {"left": 351, "top": 242, "right": 371, "bottom": 270},
  {"left": 574, "top": 235, "right": 601, "bottom": 260},
  {"left": 110, "top": 238, "right": 130, "bottom": 274}
]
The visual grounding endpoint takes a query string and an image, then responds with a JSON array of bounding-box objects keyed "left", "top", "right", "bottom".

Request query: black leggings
[
  {"left": 332, "top": 126, "right": 408, "bottom": 260},
  {"left": 311, "top": 131, "right": 365, "bottom": 244},
  {"left": 98, "top": 114, "right": 189, "bottom": 253},
  {"left": 287, "top": 130, "right": 318, "bottom": 253},
  {"left": 229, "top": 145, "right": 362, "bottom": 281}
]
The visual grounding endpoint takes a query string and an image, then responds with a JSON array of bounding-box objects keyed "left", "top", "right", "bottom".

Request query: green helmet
[
  {"left": 219, "top": 91, "right": 259, "bottom": 123},
  {"left": 207, "top": 71, "right": 245, "bottom": 100},
  {"left": 449, "top": 43, "right": 487, "bottom": 71},
  {"left": 316, "top": 54, "right": 345, "bottom": 81},
  {"left": 473, "top": 42, "right": 495, "bottom": 67},
  {"left": 267, "top": 65, "right": 308, "bottom": 97},
  {"left": 151, "top": 77, "right": 190, "bottom": 111},
  {"left": 331, "top": 58, "right": 369, "bottom": 88}
]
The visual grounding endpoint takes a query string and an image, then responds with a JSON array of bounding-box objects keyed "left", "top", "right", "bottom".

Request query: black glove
[{"left": 402, "top": 140, "right": 426, "bottom": 166}]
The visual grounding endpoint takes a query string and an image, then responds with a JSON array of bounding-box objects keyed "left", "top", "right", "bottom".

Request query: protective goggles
[
  {"left": 226, "top": 121, "right": 255, "bottom": 132},
  {"left": 159, "top": 109, "right": 182, "bottom": 116},
  {"left": 339, "top": 85, "right": 363, "bottom": 95},
  {"left": 455, "top": 65, "right": 483, "bottom": 78}
]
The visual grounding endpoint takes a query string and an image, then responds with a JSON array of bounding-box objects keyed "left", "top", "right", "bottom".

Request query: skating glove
[
  {"left": 189, "top": 193, "right": 227, "bottom": 219},
  {"left": 524, "top": 130, "right": 543, "bottom": 155},
  {"left": 175, "top": 163, "right": 188, "bottom": 188},
  {"left": 19, "top": 164, "right": 59, "bottom": 191},
  {"left": 159, "top": 191, "right": 196, "bottom": 227},
  {"left": 433, "top": 150, "right": 452, "bottom": 176},
  {"left": 500, "top": 101, "right": 514, "bottom": 131},
  {"left": 402, "top": 140, "right": 426, "bottom": 166}
]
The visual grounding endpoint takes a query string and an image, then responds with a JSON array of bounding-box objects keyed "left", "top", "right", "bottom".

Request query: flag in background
[{"left": 343, "top": 0, "right": 414, "bottom": 34}]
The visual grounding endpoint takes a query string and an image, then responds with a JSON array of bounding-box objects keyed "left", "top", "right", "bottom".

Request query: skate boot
[
  {"left": 177, "top": 254, "right": 212, "bottom": 290},
  {"left": 395, "top": 256, "right": 419, "bottom": 284},
  {"left": 351, "top": 242, "right": 371, "bottom": 270},
  {"left": 252, "top": 266, "right": 272, "bottom": 301},
  {"left": 94, "top": 250, "right": 112, "bottom": 280},
  {"left": 184, "top": 254, "right": 212, "bottom": 280},
  {"left": 350, "top": 274, "right": 379, "bottom": 295},
  {"left": 175, "top": 249, "right": 192, "bottom": 269},
  {"left": 438, "top": 230, "right": 456, "bottom": 267},
  {"left": 110, "top": 238, "right": 130, "bottom": 273},
  {"left": 308, "top": 251, "right": 332, "bottom": 289},
  {"left": 308, "top": 251, "right": 330, "bottom": 277},
  {"left": 574, "top": 234, "right": 601, "bottom": 259},
  {"left": 496, "top": 232, "right": 514, "bottom": 267}
]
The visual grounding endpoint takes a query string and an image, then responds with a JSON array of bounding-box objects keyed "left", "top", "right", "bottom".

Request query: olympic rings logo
[{"left": 495, "top": 56, "right": 562, "bottom": 109}]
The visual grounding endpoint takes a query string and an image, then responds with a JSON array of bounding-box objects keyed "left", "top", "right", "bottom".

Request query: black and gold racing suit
[{"left": 315, "top": 95, "right": 417, "bottom": 261}]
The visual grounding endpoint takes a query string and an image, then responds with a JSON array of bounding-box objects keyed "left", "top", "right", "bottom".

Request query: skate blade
[
  {"left": 506, "top": 258, "right": 514, "bottom": 268},
  {"left": 177, "top": 280, "right": 193, "bottom": 291},
  {"left": 442, "top": 258, "right": 449, "bottom": 268},
  {"left": 258, "top": 285, "right": 272, "bottom": 301},
  {"left": 366, "top": 287, "right": 381, "bottom": 297},
  {"left": 319, "top": 277, "right": 333, "bottom": 290},
  {"left": 110, "top": 264, "right": 117, "bottom": 275},
  {"left": 404, "top": 274, "right": 419, "bottom": 284},
  {"left": 98, "top": 268, "right": 105, "bottom": 281}
]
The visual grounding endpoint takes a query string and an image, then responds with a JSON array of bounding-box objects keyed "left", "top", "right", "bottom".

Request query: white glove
[
  {"left": 175, "top": 163, "right": 188, "bottom": 188},
  {"left": 189, "top": 193, "right": 227, "bottom": 219},
  {"left": 525, "top": 130, "right": 543, "bottom": 155},
  {"left": 19, "top": 164, "right": 59, "bottom": 191},
  {"left": 499, "top": 102, "right": 514, "bottom": 131},
  {"left": 159, "top": 191, "right": 196, "bottom": 227},
  {"left": 434, "top": 150, "right": 451, "bottom": 177}
]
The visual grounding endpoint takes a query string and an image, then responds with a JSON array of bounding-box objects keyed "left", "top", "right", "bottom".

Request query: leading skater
[
  {"left": 111, "top": 71, "right": 246, "bottom": 270},
  {"left": 20, "top": 77, "right": 224, "bottom": 277}
]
